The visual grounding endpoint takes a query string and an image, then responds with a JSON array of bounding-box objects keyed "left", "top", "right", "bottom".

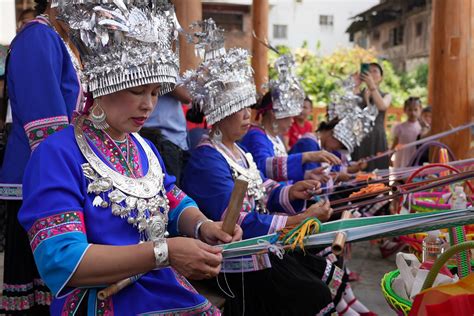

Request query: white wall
[
  {"left": 0, "top": 0, "right": 16, "bottom": 45},
  {"left": 269, "top": 0, "right": 378, "bottom": 55}
]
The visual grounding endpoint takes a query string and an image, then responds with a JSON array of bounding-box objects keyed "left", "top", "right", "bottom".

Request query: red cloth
[{"left": 288, "top": 120, "right": 313, "bottom": 148}]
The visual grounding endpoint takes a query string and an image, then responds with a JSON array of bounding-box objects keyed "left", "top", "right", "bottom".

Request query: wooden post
[
  {"left": 251, "top": 0, "right": 269, "bottom": 94},
  {"left": 428, "top": 0, "right": 473, "bottom": 159},
  {"left": 173, "top": 0, "right": 202, "bottom": 73}
]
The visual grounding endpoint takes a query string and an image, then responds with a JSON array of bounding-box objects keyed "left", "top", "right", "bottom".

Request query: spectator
[
  {"left": 392, "top": 97, "right": 423, "bottom": 168},
  {"left": 352, "top": 62, "right": 392, "bottom": 171},
  {"left": 288, "top": 96, "right": 313, "bottom": 148},
  {"left": 139, "top": 86, "right": 191, "bottom": 186},
  {"left": 419, "top": 105, "right": 432, "bottom": 138},
  {"left": 0, "top": 1, "right": 82, "bottom": 313}
]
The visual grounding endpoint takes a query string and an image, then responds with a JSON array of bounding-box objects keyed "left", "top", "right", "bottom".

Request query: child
[
  {"left": 392, "top": 97, "right": 423, "bottom": 168},
  {"left": 288, "top": 96, "right": 314, "bottom": 148}
]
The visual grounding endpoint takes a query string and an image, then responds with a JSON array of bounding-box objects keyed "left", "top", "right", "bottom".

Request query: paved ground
[
  {"left": 0, "top": 241, "right": 398, "bottom": 315},
  {"left": 348, "top": 241, "right": 397, "bottom": 315}
]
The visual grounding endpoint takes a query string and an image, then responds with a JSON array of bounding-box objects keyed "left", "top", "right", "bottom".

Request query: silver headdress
[
  {"left": 181, "top": 19, "right": 256, "bottom": 125},
  {"left": 56, "top": 0, "right": 179, "bottom": 97},
  {"left": 328, "top": 76, "right": 378, "bottom": 153},
  {"left": 267, "top": 54, "right": 305, "bottom": 119}
]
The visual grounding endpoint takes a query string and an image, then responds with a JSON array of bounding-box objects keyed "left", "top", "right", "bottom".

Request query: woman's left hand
[{"left": 199, "top": 221, "right": 243, "bottom": 245}]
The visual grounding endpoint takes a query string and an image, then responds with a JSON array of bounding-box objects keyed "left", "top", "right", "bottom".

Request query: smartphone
[{"left": 360, "top": 63, "right": 370, "bottom": 74}]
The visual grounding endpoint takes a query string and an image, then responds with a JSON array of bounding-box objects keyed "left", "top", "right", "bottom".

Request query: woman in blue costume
[
  {"left": 240, "top": 56, "right": 340, "bottom": 183},
  {"left": 0, "top": 0, "right": 82, "bottom": 312},
  {"left": 289, "top": 119, "right": 368, "bottom": 183},
  {"left": 18, "top": 2, "right": 241, "bottom": 315},
  {"left": 180, "top": 20, "right": 375, "bottom": 316}
]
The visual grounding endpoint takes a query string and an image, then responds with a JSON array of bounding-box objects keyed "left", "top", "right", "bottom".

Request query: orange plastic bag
[{"left": 409, "top": 273, "right": 474, "bottom": 316}]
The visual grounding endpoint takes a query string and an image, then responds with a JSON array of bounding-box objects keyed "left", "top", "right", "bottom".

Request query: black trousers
[{"left": 139, "top": 127, "right": 189, "bottom": 187}]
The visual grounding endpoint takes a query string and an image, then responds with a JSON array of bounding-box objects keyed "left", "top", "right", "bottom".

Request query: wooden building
[{"left": 347, "top": 0, "right": 432, "bottom": 71}]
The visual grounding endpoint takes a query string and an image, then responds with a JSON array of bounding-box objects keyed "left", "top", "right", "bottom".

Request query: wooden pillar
[
  {"left": 173, "top": 0, "right": 202, "bottom": 73},
  {"left": 251, "top": 0, "right": 269, "bottom": 94},
  {"left": 428, "top": 0, "right": 473, "bottom": 159}
]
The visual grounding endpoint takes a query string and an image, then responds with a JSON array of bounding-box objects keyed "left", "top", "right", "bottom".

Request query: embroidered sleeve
[
  {"left": 24, "top": 116, "right": 69, "bottom": 151},
  {"left": 265, "top": 156, "right": 289, "bottom": 181},
  {"left": 27, "top": 211, "right": 90, "bottom": 298},
  {"left": 166, "top": 185, "right": 198, "bottom": 236},
  {"left": 9, "top": 25, "right": 79, "bottom": 152},
  {"left": 18, "top": 131, "right": 90, "bottom": 298}
]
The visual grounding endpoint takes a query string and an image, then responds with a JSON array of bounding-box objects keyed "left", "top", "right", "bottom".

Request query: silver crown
[
  {"left": 181, "top": 19, "right": 256, "bottom": 125},
  {"left": 328, "top": 76, "right": 378, "bottom": 153},
  {"left": 56, "top": 0, "right": 179, "bottom": 97},
  {"left": 266, "top": 54, "right": 305, "bottom": 119}
]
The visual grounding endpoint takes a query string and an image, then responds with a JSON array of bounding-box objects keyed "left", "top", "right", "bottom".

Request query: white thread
[{"left": 257, "top": 240, "right": 285, "bottom": 259}]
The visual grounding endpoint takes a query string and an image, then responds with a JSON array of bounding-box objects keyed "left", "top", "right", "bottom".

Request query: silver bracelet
[
  {"left": 194, "top": 218, "right": 213, "bottom": 240},
  {"left": 153, "top": 238, "right": 169, "bottom": 269}
]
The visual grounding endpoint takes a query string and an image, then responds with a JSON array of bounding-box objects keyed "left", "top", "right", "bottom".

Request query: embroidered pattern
[
  {"left": 166, "top": 185, "right": 186, "bottom": 209},
  {"left": 316, "top": 302, "right": 335, "bottom": 316},
  {"left": 1, "top": 279, "right": 52, "bottom": 311},
  {"left": 96, "top": 296, "right": 114, "bottom": 316},
  {"left": 327, "top": 265, "right": 344, "bottom": 298},
  {"left": 28, "top": 211, "right": 86, "bottom": 252},
  {"left": 266, "top": 156, "right": 288, "bottom": 182},
  {"left": 279, "top": 185, "right": 296, "bottom": 215},
  {"left": 24, "top": 116, "right": 69, "bottom": 150},
  {"left": 138, "top": 300, "right": 220, "bottom": 316},
  {"left": 0, "top": 184, "right": 22, "bottom": 200},
  {"left": 269, "top": 215, "right": 287, "bottom": 234},
  {"left": 83, "top": 120, "right": 143, "bottom": 178},
  {"left": 62, "top": 288, "right": 88, "bottom": 316},
  {"left": 171, "top": 268, "right": 197, "bottom": 294}
]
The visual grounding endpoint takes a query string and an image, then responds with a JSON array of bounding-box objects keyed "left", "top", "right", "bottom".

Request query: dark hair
[
  {"left": 369, "top": 62, "right": 384, "bottom": 77},
  {"left": 34, "top": 0, "right": 48, "bottom": 15},
  {"left": 317, "top": 118, "right": 340, "bottom": 132},
  {"left": 304, "top": 96, "right": 313, "bottom": 105},
  {"left": 404, "top": 96, "right": 422, "bottom": 110},
  {"left": 186, "top": 103, "right": 205, "bottom": 124},
  {"left": 254, "top": 91, "right": 272, "bottom": 110},
  {"left": 422, "top": 106, "right": 432, "bottom": 113}
]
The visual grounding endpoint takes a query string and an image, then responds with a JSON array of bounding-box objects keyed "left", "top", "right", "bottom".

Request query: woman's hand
[
  {"left": 347, "top": 160, "right": 368, "bottom": 173},
  {"left": 302, "top": 151, "right": 341, "bottom": 165},
  {"left": 304, "top": 166, "right": 331, "bottom": 183},
  {"left": 360, "top": 72, "right": 377, "bottom": 91},
  {"left": 333, "top": 172, "right": 352, "bottom": 183},
  {"left": 199, "top": 221, "right": 243, "bottom": 245},
  {"left": 167, "top": 237, "right": 223, "bottom": 280},
  {"left": 302, "top": 199, "right": 333, "bottom": 222},
  {"left": 289, "top": 180, "right": 321, "bottom": 200}
]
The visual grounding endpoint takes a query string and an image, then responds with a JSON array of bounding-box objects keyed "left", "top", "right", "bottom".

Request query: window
[
  {"left": 319, "top": 15, "right": 334, "bottom": 26},
  {"left": 372, "top": 30, "right": 381, "bottom": 41},
  {"left": 203, "top": 12, "right": 244, "bottom": 32},
  {"left": 273, "top": 24, "right": 288, "bottom": 39},
  {"left": 389, "top": 26, "right": 404, "bottom": 46},
  {"left": 416, "top": 22, "right": 423, "bottom": 37}
]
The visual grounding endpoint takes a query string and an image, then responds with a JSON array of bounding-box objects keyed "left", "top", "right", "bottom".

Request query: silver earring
[
  {"left": 272, "top": 121, "right": 279, "bottom": 134},
  {"left": 212, "top": 128, "right": 223, "bottom": 143},
  {"left": 90, "top": 102, "right": 109, "bottom": 130}
]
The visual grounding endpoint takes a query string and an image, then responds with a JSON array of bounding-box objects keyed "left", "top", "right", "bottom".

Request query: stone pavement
[{"left": 348, "top": 241, "right": 398, "bottom": 315}]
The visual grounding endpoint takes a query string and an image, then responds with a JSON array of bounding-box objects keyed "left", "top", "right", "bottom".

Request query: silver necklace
[
  {"left": 75, "top": 116, "right": 169, "bottom": 241},
  {"left": 212, "top": 140, "right": 266, "bottom": 204}
]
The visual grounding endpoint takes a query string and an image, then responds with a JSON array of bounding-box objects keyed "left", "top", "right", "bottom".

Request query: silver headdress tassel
[
  {"left": 57, "top": 0, "right": 179, "bottom": 97},
  {"left": 267, "top": 54, "right": 305, "bottom": 119},
  {"left": 181, "top": 19, "right": 256, "bottom": 125},
  {"left": 328, "top": 76, "right": 378, "bottom": 153}
]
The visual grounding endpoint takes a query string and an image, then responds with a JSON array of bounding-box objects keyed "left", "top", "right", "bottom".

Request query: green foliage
[{"left": 267, "top": 45, "right": 428, "bottom": 108}]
